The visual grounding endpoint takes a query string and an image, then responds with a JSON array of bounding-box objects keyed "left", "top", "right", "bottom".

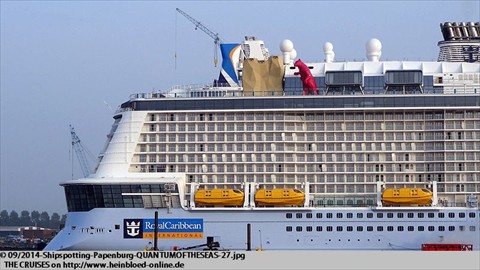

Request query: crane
[
  {"left": 176, "top": 8, "right": 224, "bottom": 66},
  {"left": 70, "top": 125, "right": 92, "bottom": 178}
]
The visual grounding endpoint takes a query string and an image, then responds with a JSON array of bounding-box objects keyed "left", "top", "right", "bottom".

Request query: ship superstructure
[{"left": 45, "top": 22, "right": 480, "bottom": 251}]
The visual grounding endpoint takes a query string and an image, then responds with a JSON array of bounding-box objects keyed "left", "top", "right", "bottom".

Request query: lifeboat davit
[
  {"left": 382, "top": 188, "right": 432, "bottom": 205},
  {"left": 194, "top": 189, "right": 244, "bottom": 207},
  {"left": 255, "top": 188, "right": 305, "bottom": 207}
]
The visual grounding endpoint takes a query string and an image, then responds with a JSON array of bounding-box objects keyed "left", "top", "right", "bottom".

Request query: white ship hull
[{"left": 46, "top": 207, "right": 479, "bottom": 251}]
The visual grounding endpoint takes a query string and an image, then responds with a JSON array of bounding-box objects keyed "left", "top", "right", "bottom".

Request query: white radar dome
[
  {"left": 280, "top": 39, "right": 294, "bottom": 52},
  {"left": 324, "top": 42, "right": 335, "bottom": 63},
  {"left": 323, "top": 42, "right": 333, "bottom": 52},
  {"left": 366, "top": 38, "right": 382, "bottom": 61}
]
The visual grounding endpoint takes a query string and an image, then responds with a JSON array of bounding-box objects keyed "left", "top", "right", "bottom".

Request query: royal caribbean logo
[
  {"left": 123, "top": 218, "right": 203, "bottom": 239},
  {"left": 124, "top": 219, "right": 143, "bottom": 238}
]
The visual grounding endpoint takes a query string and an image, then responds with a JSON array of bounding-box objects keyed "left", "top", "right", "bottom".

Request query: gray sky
[{"left": 1, "top": 1, "right": 479, "bottom": 214}]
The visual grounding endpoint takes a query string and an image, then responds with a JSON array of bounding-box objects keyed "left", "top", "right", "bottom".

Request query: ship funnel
[
  {"left": 217, "top": 44, "right": 241, "bottom": 87},
  {"left": 366, "top": 38, "right": 382, "bottom": 62},
  {"left": 323, "top": 42, "right": 334, "bottom": 63},
  {"left": 441, "top": 22, "right": 455, "bottom": 40},
  {"left": 468, "top": 22, "right": 479, "bottom": 38}
]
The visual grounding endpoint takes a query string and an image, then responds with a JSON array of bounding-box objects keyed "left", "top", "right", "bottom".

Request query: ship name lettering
[{"left": 145, "top": 221, "right": 202, "bottom": 230}]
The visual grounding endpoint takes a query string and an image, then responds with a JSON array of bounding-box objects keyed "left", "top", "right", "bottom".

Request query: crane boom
[
  {"left": 176, "top": 8, "right": 223, "bottom": 66},
  {"left": 70, "top": 125, "right": 92, "bottom": 178}
]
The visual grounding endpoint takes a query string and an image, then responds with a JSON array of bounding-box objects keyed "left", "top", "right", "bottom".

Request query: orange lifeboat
[
  {"left": 255, "top": 188, "right": 305, "bottom": 207},
  {"left": 194, "top": 189, "right": 244, "bottom": 207},
  {"left": 382, "top": 188, "right": 432, "bottom": 205}
]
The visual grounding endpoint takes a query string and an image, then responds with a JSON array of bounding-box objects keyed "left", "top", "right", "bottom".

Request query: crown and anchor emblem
[{"left": 124, "top": 219, "right": 142, "bottom": 238}]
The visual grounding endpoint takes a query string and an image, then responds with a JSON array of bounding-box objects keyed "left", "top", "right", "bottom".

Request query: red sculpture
[{"left": 294, "top": 59, "right": 318, "bottom": 95}]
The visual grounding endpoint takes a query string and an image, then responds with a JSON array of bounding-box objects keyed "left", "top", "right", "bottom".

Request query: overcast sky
[{"left": 1, "top": 1, "right": 479, "bottom": 214}]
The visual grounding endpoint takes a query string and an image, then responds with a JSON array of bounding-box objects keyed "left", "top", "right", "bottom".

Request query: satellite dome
[
  {"left": 366, "top": 38, "right": 382, "bottom": 52},
  {"left": 324, "top": 42, "right": 335, "bottom": 63},
  {"left": 366, "top": 38, "right": 382, "bottom": 61},
  {"left": 280, "top": 39, "right": 294, "bottom": 52},
  {"left": 323, "top": 42, "right": 333, "bottom": 52}
]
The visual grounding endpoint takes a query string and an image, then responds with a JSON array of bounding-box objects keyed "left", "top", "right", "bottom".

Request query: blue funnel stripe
[{"left": 218, "top": 43, "right": 240, "bottom": 86}]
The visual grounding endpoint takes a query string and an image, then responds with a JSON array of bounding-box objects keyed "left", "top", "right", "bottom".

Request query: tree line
[{"left": 0, "top": 210, "right": 66, "bottom": 229}]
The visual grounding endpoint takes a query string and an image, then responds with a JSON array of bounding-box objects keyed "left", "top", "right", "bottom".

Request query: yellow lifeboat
[
  {"left": 255, "top": 188, "right": 305, "bottom": 207},
  {"left": 382, "top": 188, "right": 432, "bottom": 205},
  {"left": 194, "top": 189, "right": 244, "bottom": 207}
]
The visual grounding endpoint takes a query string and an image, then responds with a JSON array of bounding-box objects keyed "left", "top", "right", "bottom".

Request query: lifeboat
[
  {"left": 194, "top": 189, "right": 244, "bottom": 206},
  {"left": 382, "top": 188, "right": 432, "bottom": 205},
  {"left": 255, "top": 188, "right": 305, "bottom": 207}
]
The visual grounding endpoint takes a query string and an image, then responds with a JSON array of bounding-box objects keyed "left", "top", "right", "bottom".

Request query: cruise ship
[{"left": 45, "top": 22, "right": 480, "bottom": 251}]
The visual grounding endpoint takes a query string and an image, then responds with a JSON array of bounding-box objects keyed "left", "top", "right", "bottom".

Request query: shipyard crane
[
  {"left": 176, "top": 8, "right": 224, "bottom": 66},
  {"left": 70, "top": 125, "right": 92, "bottom": 178}
]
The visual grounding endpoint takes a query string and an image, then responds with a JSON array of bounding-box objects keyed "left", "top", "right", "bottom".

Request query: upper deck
[{"left": 123, "top": 60, "right": 480, "bottom": 111}]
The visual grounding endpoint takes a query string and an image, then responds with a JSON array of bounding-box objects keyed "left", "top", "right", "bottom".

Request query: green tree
[
  {"left": 9, "top": 210, "right": 19, "bottom": 226},
  {"left": 19, "top": 210, "right": 32, "bottom": 226},
  {"left": 31, "top": 211, "right": 40, "bottom": 226},
  {"left": 60, "top": 214, "right": 67, "bottom": 226},
  {"left": 50, "top": 213, "right": 61, "bottom": 229},
  {"left": 0, "top": 210, "right": 9, "bottom": 225},
  {"left": 39, "top": 211, "right": 50, "bottom": 228}
]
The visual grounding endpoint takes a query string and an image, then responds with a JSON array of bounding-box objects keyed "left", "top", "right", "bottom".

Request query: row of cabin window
[
  {"left": 286, "top": 225, "right": 477, "bottom": 232},
  {"left": 286, "top": 212, "right": 475, "bottom": 219}
]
